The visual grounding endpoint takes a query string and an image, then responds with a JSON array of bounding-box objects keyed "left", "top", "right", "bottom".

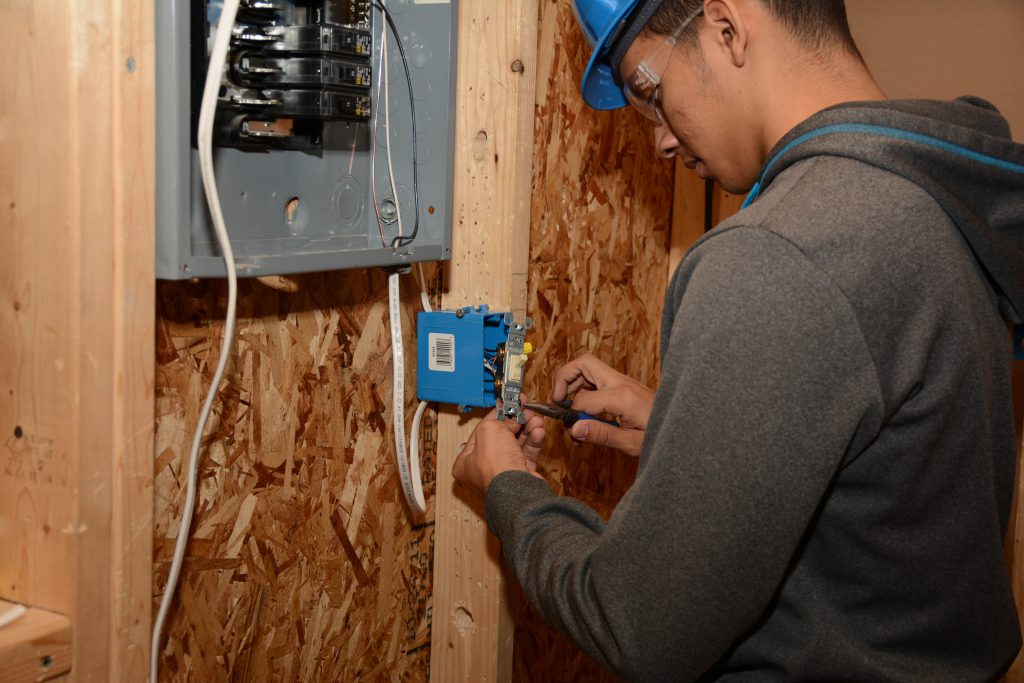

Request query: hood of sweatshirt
[{"left": 746, "top": 97, "right": 1024, "bottom": 322}]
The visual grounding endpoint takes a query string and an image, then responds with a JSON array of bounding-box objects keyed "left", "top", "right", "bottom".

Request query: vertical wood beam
[
  {"left": 431, "top": 0, "right": 538, "bottom": 680},
  {"left": 107, "top": 0, "right": 156, "bottom": 677},
  {"left": 711, "top": 187, "right": 747, "bottom": 227},
  {"left": 0, "top": 1, "right": 154, "bottom": 679},
  {"left": 669, "top": 160, "right": 708, "bottom": 276},
  {"left": 669, "top": 165, "right": 748, "bottom": 278}
]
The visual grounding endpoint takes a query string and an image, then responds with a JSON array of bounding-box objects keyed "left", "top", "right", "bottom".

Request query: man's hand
[
  {"left": 452, "top": 404, "right": 546, "bottom": 499},
  {"left": 552, "top": 353, "right": 654, "bottom": 457}
]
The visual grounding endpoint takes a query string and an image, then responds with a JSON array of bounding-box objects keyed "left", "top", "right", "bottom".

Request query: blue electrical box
[{"left": 417, "top": 305, "right": 532, "bottom": 420}]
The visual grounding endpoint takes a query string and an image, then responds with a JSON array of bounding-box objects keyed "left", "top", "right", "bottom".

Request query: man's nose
[{"left": 654, "top": 124, "right": 679, "bottom": 159}]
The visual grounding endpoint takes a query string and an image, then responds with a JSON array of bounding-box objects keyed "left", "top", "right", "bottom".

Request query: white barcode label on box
[{"left": 429, "top": 333, "right": 455, "bottom": 372}]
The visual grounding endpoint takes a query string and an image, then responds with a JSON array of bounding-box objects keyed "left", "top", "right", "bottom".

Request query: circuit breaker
[
  {"left": 417, "top": 306, "right": 534, "bottom": 422},
  {"left": 156, "top": 0, "right": 458, "bottom": 279}
]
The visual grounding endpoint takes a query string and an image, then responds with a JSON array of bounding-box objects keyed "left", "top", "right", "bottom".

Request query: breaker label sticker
[{"left": 429, "top": 333, "right": 455, "bottom": 372}]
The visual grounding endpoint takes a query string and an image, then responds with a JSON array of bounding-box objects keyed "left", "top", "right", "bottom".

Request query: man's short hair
[{"left": 645, "top": 0, "right": 863, "bottom": 60}]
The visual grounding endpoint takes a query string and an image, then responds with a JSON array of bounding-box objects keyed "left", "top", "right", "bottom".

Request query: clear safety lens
[{"left": 623, "top": 61, "right": 662, "bottom": 122}]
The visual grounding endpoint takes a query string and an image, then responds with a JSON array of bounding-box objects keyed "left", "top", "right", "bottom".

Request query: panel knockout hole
[{"left": 285, "top": 197, "right": 300, "bottom": 224}]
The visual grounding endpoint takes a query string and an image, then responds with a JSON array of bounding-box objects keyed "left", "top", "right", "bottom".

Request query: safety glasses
[{"left": 622, "top": 5, "right": 704, "bottom": 123}]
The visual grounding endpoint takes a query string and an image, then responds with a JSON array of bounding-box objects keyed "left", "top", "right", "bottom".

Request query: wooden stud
[
  {"left": 430, "top": 0, "right": 539, "bottom": 680},
  {"left": 108, "top": 1, "right": 157, "bottom": 676},
  {"left": 669, "top": 161, "right": 709, "bottom": 276},
  {"left": 711, "top": 186, "right": 747, "bottom": 226},
  {"left": 0, "top": 1, "right": 154, "bottom": 679},
  {"left": 0, "top": 600, "right": 72, "bottom": 682},
  {"left": 669, "top": 171, "right": 749, "bottom": 276}
]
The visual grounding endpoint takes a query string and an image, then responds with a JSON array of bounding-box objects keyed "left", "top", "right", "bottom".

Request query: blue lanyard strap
[{"left": 740, "top": 123, "right": 1024, "bottom": 210}]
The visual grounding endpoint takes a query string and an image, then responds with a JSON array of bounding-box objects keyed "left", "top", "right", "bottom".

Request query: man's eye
[
  {"left": 629, "top": 64, "right": 659, "bottom": 99},
  {"left": 629, "top": 75, "right": 657, "bottom": 100}
]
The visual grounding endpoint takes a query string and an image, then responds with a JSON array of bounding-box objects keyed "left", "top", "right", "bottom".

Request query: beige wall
[{"left": 847, "top": 0, "right": 1024, "bottom": 141}]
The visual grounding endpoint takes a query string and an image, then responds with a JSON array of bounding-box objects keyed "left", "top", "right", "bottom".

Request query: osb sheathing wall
[
  {"left": 512, "top": 1, "right": 677, "bottom": 680},
  {"left": 153, "top": 269, "right": 439, "bottom": 680}
]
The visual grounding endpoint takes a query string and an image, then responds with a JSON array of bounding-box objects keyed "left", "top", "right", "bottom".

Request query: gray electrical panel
[{"left": 156, "top": 0, "right": 457, "bottom": 279}]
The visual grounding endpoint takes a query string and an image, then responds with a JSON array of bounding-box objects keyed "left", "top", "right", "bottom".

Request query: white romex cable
[
  {"left": 389, "top": 273, "right": 427, "bottom": 514},
  {"left": 380, "top": 0, "right": 427, "bottom": 514},
  {"left": 150, "top": 0, "right": 241, "bottom": 680}
]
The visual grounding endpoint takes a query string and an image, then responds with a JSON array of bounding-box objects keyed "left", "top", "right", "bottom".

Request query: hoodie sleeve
[{"left": 485, "top": 226, "right": 883, "bottom": 681}]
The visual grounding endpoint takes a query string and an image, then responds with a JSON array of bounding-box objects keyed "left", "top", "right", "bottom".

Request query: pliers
[{"left": 523, "top": 400, "right": 620, "bottom": 429}]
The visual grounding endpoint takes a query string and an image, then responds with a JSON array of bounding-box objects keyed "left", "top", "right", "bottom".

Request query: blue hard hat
[{"left": 572, "top": 0, "right": 644, "bottom": 110}]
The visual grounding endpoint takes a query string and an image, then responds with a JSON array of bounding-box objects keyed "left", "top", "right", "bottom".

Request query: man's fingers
[
  {"left": 569, "top": 420, "right": 644, "bottom": 458},
  {"left": 552, "top": 353, "right": 627, "bottom": 402},
  {"left": 552, "top": 354, "right": 604, "bottom": 401},
  {"left": 571, "top": 387, "right": 651, "bottom": 428},
  {"left": 520, "top": 419, "right": 546, "bottom": 452},
  {"left": 501, "top": 416, "right": 523, "bottom": 436},
  {"left": 452, "top": 429, "right": 478, "bottom": 474},
  {"left": 552, "top": 371, "right": 587, "bottom": 403}
]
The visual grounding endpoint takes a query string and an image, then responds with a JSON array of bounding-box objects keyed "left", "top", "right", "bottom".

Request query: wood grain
[
  {"left": 0, "top": 600, "right": 72, "bottom": 682},
  {"left": 669, "top": 163, "right": 709, "bottom": 276},
  {"left": 430, "top": 0, "right": 539, "bottom": 680},
  {"left": 0, "top": 0, "right": 155, "bottom": 679}
]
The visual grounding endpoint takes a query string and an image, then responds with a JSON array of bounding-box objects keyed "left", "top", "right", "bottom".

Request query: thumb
[
  {"left": 451, "top": 432, "right": 477, "bottom": 479},
  {"left": 570, "top": 420, "right": 643, "bottom": 457}
]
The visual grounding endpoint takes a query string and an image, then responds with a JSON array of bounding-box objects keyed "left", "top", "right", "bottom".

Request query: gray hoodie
[{"left": 486, "top": 98, "right": 1024, "bottom": 681}]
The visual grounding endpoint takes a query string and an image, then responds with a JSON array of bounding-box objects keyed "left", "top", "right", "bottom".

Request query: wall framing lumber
[
  {"left": 430, "top": 0, "right": 539, "bottom": 680},
  {"left": 0, "top": 599, "right": 73, "bottom": 682},
  {"left": 669, "top": 162, "right": 708, "bottom": 276},
  {"left": 0, "top": 0, "right": 155, "bottom": 680}
]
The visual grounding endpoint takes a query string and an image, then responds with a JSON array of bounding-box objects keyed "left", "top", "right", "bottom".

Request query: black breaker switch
[{"left": 194, "top": 0, "right": 374, "bottom": 150}]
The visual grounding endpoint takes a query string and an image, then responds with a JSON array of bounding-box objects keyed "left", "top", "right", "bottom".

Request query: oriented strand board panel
[
  {"left": 512, "top": 1, "right": 676, "bottom": 679},
  {"left": 0, "top": 0, "right": 155, "bottom": 680},
  {"left": 153, "top": 269, "right": 438, "bottom": 681},
  {"left": 429, "top": 0, "right": 538, "bottom": 681}
]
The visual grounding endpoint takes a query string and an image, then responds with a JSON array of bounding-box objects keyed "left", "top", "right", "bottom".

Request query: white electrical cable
[
  {"left": 381, "top": 6, "right": 404, "bottom": 241},
  {"left": 370, "top": 17, "right": 388, "bottom": 246},
  {"left": 416, "top": 262, "right": 432, "bottom": 312},
  {"left": 150, "top": 1, "right": 241, "bottom": 680},
  {"left": 389, "top": 272, "right": 427, "bottom": 513},
  {"left": 376, "top": 0, "right": 428, "bottom": 514}
]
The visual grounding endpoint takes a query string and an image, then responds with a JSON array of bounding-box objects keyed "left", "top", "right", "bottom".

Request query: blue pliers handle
[{"left": 523, "top": 400, "right": 620, "bottom": 429}]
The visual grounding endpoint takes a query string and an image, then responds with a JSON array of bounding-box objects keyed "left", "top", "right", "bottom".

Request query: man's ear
[{"left": 703, "top": 0, "right": 748, "bottom": 68}]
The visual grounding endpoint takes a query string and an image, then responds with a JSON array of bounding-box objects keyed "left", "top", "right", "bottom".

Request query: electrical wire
[
  {"left": 370, "top": 17, "right": 388, "bottom": 247},
  {"left": 388, "top": 272, "right": 427, "bottom": 513},
  {"left": 376, "top": 0, "right": 429, "bottom": 514},
  {"left": 381, "top": 3, "right": 404, "bottom": 242},
  {"left": 150, "top": 1, "right": 241, "bottom": 680},
  {"left": 372, "top": 1, "right": 421, "bottom": 249},
  {"left": 415, "top": 262, "right": 431, "bottom": 311}
]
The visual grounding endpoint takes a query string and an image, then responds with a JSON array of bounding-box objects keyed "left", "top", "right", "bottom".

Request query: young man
[{"left": 452, "top": 0, "right": 1024, "bottom": 679}]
